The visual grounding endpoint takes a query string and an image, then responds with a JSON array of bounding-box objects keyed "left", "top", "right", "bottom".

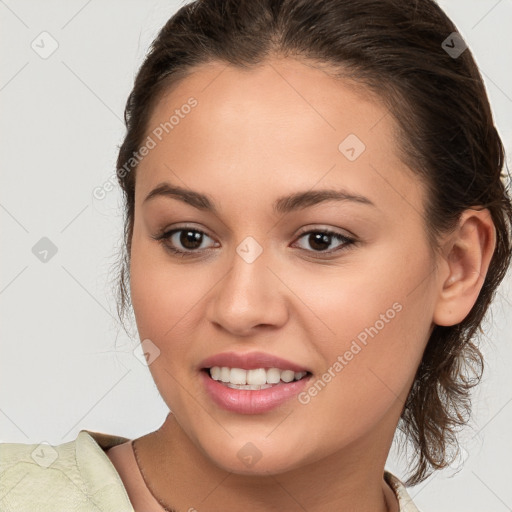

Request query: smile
[
  {"left": 208, "top": 366, "right": 309, "bottom": 389},
  {"left": 201, "top": 367, "right": 312, "bottom": 414}
]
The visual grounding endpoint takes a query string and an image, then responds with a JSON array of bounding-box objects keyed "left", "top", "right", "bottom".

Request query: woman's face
[{"left": 129, "top": 58, "right": 440, "bottom": 474}]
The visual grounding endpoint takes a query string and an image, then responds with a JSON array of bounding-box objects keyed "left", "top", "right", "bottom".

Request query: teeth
[
  {"left": 226, "top": 382, "right": 274, "bottom": 390},
  {"left": 220, "top": 367, "right": 230, "bottom": 382},
  {"left": 230, "top": 367, "right": 246, "bottom": 385},
  {"left": 247, "top": 368, "right": 267, "bottom": 386},
  {"left": 210, "top": 366, "right": 222, "bottom": 381},
  {"left": 281, "top": 370, "right": 295, "bottom": 383},
  {"left": 266, "top": 368, "right": 281, "bottom": 384},
  {"left": 209, "top": 366, "right": 307, "bottom": 387}
]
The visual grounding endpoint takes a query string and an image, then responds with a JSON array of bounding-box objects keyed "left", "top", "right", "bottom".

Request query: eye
[
  {"left": 292, "top": 229, "right": 355, "bottom": 255},
  {"left": 153, "top": 225, "right": 356, "bottom": 258},
  {"left": 153, "top": 227, "right": 218, "bottom": 256}
]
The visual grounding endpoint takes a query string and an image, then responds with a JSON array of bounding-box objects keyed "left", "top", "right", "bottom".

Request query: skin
[{"left": 126, "top": 58, "right": 496, "bottom": 512}]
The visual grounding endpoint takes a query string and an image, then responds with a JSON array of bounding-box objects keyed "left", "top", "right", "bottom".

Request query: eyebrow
[{"left": 143, "top": 182, "right": 376, "bottom": 214}]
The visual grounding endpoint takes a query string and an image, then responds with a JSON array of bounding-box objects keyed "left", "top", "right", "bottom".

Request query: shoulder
[
  {"left": 0, "top": 430, "right": 133, "bottom": 511},
  {"left": 384, "top": 471, "right": 423, "bottom": 512}
]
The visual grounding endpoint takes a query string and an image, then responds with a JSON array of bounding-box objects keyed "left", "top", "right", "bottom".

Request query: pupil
[
  {"left": 180, "top": 230, "right": 202, "bottom": 249},
  {"left": 310, "top": 233, "right": 331, "bottom": 251}
]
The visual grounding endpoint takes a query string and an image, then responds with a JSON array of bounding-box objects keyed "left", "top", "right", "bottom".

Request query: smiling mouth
[{"left": 202, "top": 366, "right": 311, "bottom": 390}]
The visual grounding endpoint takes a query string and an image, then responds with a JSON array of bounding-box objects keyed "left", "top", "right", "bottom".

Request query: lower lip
[{"left": 200, "top": 370, "right": 311, "bottom": 414}]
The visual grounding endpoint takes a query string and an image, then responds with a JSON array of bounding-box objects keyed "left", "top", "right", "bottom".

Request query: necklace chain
[
  {"left": 132, "top": 438, "right": 173, "bottom": 512},
  {"left": 131, "top": 439, "right": 394, "bottom": 512}
]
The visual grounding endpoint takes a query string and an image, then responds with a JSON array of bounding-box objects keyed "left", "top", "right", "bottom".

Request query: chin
[
  {"left": 193, "top": 431, "right": 309, "bottom": 476},
  {"left": 209, "top": 449, "right": 301, "bottom": 476}
]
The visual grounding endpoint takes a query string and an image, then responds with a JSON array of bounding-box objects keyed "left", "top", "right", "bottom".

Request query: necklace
[
  {"left": 132, "top": 438, "right": 175, "bottom": 512},
  {"left": 132, "top": 439, "right": 395, "bottom": 512}
]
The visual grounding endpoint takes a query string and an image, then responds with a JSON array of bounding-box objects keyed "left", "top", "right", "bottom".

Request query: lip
[
  {"left": 199, "top": 351, "right": 310, "bottom": 373},
  {"left": 200, "top": 370, "right": 311, "bottom": 414}
]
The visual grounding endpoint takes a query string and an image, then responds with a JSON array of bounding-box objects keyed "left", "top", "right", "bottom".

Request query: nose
[{"left": 205, "top": 243, "right": 289, "bottom": 337}]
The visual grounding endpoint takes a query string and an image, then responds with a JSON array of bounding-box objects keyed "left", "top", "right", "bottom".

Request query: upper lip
[{"left": 199, "top": 351, "right": 310, "bottom": 373}]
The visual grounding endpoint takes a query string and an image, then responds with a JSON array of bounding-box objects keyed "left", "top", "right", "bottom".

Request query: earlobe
[{"left": 433, "top": 208, "right": 496, "bottom": 327}]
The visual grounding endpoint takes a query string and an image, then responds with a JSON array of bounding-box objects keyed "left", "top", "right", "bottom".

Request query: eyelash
[{"left": 152, "top": 226, "right": 356, "bottom": 259}]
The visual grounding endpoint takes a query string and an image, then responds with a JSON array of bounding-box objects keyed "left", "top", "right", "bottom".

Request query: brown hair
[{"left": 113, "top": 0, "right": 512, "bottom": 485}]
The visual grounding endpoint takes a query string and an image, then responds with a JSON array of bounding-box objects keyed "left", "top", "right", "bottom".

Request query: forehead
[
  {"left": 147, "top": 58, "right": 392, "bottom": 148},
  {"left": 135, "top": 58, "right": 424, "bottom": 220}
]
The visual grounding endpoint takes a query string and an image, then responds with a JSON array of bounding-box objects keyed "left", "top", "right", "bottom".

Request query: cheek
[
  {"left": 285, "top": 236, "right": 434, "bottom": 348},
  {"left": 129, "top": 229, "right": 204, "bottom": 340},
  {"left": 129, "top": 228, "right": 224, "bottom": 401},
  {"left": 293, "top": 249, "right": 435, "bottom": 435},
  {"left": 129, "top": 235, "right": 205, "bottom": 410}
]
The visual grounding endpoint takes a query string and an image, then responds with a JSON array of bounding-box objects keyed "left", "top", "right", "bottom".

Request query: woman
[{"left": 1, "top": 0, "right": 510, "bottom": 510}]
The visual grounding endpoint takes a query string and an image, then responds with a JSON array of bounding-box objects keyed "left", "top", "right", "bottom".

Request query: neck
[{"left": 134, "top": 413, "right": 400, "bottom": 512}]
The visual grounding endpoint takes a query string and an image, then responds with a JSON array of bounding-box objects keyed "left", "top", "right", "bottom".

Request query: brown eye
[
  {"left": 294, "top": 229, "right": 354, "bottom": 254},
  {"left": 178, "top": 229, "right": 204, "bottom": 250},
  {"left": 307, "top": 232, "right": 333, "bottom": 251},
  {"left": 154, "top": 227, "right": 218, "bottom": 256}
]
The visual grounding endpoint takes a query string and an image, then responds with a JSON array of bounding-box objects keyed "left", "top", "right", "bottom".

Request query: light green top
[{"left": 0, "top": 429, "right": 421, "bottom": 511}]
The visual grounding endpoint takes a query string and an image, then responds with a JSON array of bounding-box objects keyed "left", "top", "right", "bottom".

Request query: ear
[{"left": 433, "top": 208, "right": 496, "bottom": 327}]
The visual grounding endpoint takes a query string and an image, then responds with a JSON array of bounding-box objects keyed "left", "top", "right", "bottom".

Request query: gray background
[{"left": 1, "top": 1, "right": 511, "bottom": 510}]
